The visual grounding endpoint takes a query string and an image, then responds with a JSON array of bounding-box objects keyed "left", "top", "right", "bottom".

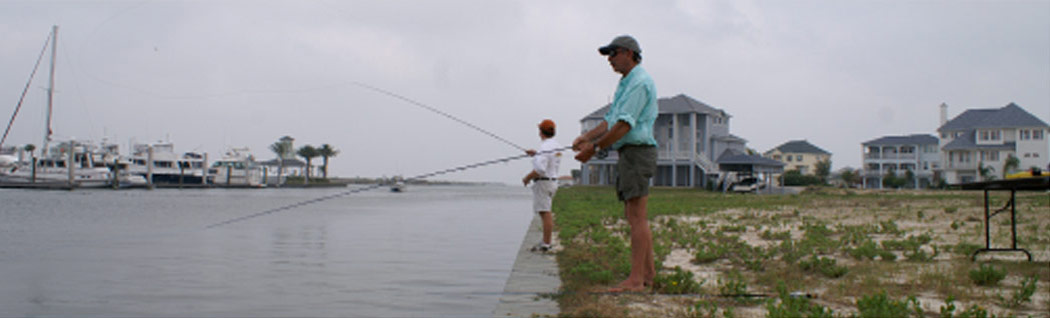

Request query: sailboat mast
[{"left": 43, "top": 25, "right": 57, "bottom": 159}]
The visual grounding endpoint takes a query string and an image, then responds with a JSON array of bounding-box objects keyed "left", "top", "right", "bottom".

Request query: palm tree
[
  {"left": 23, "top": 144, "right": 36, "bottom": 159},
  {"left": 269, "top": 141, "right": 291, "bottom": 186},
  {"left": 297, "top": 145, "right": 319, "bottom": 185},
  {"left": 317, "top": 144, "right": 339, "bottom": 179},
  {"left": 1002, "top": 154, "right": 1020, "bottom": 178}
]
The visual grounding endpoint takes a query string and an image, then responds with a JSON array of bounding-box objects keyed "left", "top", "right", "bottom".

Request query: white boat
[
  {"left": 389, "top": 176, "right": 406, "bottom": 192},
  {"left": 125, "top": 142, "right": 208, "bottom": 185},
  {"left": 209, "top": 147, "right": 265, "bottom": 187},
  {"left": 0, "top": 141, "right": 113, "bottom": 188}
]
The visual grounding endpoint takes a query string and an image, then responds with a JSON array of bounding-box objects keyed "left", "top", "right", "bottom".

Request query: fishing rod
[
  {"left": 350, "top": 82, "right": 527, "bottom": 152},
  {"left": 205, "top": 146, "right": 572, "bottom": 229}
]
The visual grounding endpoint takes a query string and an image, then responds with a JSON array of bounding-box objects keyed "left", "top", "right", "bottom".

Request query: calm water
[{"left": 0, "top": 184, "right": 532, "bottom": 317}]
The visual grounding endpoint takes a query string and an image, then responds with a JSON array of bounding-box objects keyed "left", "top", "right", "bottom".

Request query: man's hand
[
  {"left": 572, "top": 136, "right": 587, "bottom": 151},
  {"left": 522, "top": 175, "right": 532, "bottom": 186},
  {"left": 525, "top": 149, "right": 537, "bottom": 156},
  {"left": 574, "top": 142, "right": 596, "bottom": 163}
]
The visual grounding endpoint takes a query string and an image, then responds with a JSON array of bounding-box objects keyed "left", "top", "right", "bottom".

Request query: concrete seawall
[{"left": 492, "top": 214, "right": 560, "bottom": 317}]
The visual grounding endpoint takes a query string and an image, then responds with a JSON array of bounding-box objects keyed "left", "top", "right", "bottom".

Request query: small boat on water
[{"left": 388, "top": 176, "right": 405, "bottom": 192}]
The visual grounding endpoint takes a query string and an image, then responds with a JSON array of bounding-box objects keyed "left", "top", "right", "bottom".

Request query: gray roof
[
  {"left": 766, "top": 140, "right": 831, "bottom": 155},
  {"left": 938, "top": 103, "right": 1049, "bottom": 132},
  {"left": 941, "top": 132, "right": 1017, "bottom": 151},
  {"left": 713, "top": 134, "right": 747, "bottom": 143},
  {"left": 862, "top": 134, "right": 938, "bottom": 146},
  {"left": 582, "top": 94, "right": 727, "bottom": 121},
  {"left": 716, "top": 148, "right": 785, "bottom": 166}
]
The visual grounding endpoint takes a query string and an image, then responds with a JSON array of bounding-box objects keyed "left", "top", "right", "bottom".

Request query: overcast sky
[{"left": 2, "top": 0, "right": 1048, "bottom": 184}]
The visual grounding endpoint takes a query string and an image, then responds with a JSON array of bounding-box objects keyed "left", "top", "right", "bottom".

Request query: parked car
[{"left": 730, "top": 177, "right": 765, "bottom": 193}]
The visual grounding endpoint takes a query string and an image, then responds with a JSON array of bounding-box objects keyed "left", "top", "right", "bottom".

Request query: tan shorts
[
  {"left": 616, "top": 145, "right": 657, "bottom": 201},
  {"left": 532, "top": 180, "right": 558, "bottom": 213}
]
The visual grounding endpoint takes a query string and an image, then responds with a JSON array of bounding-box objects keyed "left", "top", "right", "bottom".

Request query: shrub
[
  {"left": 853, "top": 291, "right": 922, "bottom": 318},
  {"left": 968, "top": 264, "right": 1006, "bottom": 286},
  {"left": 718, "top": 271, "right": 748, "bottom": 297},
  {"left": 999, "top": 276, "right": 1038, "bottom": 308},
  {"left": 953, "top": 242, "right": 982, "bottom": 257},
  {"left": 693, "top": 241, "right": 728, "bottom": 264},
  {"left": 653, "top": 266, "right": 703, "bottom": 295},
  {"left": 799, "top": 256, "right": 848, "bottom": 278},
  {"left": 940, "top": 296, "right": 994, "bottom": 318},
  {"left": 766, "top": 292, "right": 835, "bottom": 318}
]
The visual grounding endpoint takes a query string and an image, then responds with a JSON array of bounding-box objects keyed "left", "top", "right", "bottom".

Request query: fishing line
[
  {"left": 349, "top": 82, "right": 527, "bottom": 152},
  {"left": 205, "top": 146, "right": 572, "bottom": 229}
]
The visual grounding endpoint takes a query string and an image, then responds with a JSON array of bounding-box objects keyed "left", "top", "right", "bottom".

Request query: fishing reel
[{"left": 596, "top": 147, "right": 609, "bottom": 159}]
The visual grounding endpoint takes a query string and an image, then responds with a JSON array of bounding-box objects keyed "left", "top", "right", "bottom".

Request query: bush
[
  {"left": 799, "top": 256, "right": 848, "bottom": 278},
  {"left": 999, "top": 276, "right": 1038, "bottom": 308},
  {"left": 718, "top": 271, "right": 748, "bottom": 297},
  {"left": 693, "top": 242, "right": 727, "bottom": 264},
  {"left": 781, "top": 170, "right": 824, "bottom": 186},
  {"left": 653, "top": 266, "right": 703, "bottom": 295},
  {"left": 853, "top": 291, "right": 922, "bottom": 318},
  {"left": 969, "top": 264, "right": 1006, "bottom": 286},
  {"left": 767, "top": 293, "right": 835, "bottom": 318}
]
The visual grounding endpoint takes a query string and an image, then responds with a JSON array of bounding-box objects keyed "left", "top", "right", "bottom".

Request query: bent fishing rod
[
  {"left": 205, "top": 146, "right": 572, "bottom": 229},
  {"left": 349, "top": 82, "right": 527, "bottom": 152}
]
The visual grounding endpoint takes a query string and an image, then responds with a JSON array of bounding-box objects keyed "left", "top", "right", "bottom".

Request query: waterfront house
[
  {"left": 578, "top": 94, "right": 750, "bottom": 188},
  {"left": 937, "top": 103, "right": 1049, "bottom": 184},
  {"left": 861, "top": 134, "right": 940, "bottom": 189},
  {"left": 763, "top": 140, "right": 831, "bottom": 175}
]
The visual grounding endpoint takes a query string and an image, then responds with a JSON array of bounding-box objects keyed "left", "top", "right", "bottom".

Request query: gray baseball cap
[{"left": 598, "top": 35, "right": 641, "bottom": 55}]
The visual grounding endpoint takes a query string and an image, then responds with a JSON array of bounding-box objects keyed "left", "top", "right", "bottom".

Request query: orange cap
[{"left": 538, "top": 119, "right": 555, "bottom": 132}]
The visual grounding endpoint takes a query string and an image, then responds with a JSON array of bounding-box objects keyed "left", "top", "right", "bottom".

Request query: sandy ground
[{"left": 589, "top": 190, "right": 1049, "bottom": 318}]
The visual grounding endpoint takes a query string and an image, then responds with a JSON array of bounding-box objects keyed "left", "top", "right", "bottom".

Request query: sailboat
[{"left": 0, "top": 26, "right": 125, "bottom": 188}]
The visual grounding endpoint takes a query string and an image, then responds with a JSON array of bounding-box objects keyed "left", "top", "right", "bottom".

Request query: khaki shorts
[
  {"left": 532, "top": 180, "right": 558, "bottom": 213},
  {"left": 616, "top": 145, "right": 657, "bottom": 201}
]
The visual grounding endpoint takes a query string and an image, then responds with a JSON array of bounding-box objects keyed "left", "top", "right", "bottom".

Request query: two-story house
[
  {"left": 861, "top": 134, "right": 940, "bottom": 188},
  {"left": 938, "top": 103, "right": 1050, "bottom": 184},
  {"left": 763, "top": 140, "right": 831, "bottom": 175},
  {"left": 578, "top": 94, "right": 748, "bottom": 188}
]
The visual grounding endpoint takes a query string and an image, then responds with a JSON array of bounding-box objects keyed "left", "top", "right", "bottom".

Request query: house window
[
  {"left": 1020, "top": 130, "right": 1031, "bottom": 140},
  {"left": 773, "top": 155, "right": 782, "bottom": 160},
  {"left": 923, "top": 162, "right": 929, "bottom": 170},
  {"left": 941, "top": 132, "right": 948, "bottom": 138},
  {"left": 980, "top": 131, "right": 989, "bottom": 141},
  {"left": 786, "top": 156, "right": 793, "bottom": 162},
  {"left": 1035, "top": 129, "right": 1045, "bottom": 140},
  {"left": 796, "top": 155, "right": 803, "bottom": 161}
]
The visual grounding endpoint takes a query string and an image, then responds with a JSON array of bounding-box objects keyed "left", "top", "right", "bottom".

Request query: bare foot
[{"left": 607, "top": 280, "right": 647, "bottom": 293}]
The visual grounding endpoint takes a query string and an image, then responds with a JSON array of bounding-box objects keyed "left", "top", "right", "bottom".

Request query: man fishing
[
  {"left": 573, "top": 35, "right": 658, "bottom": 293},
  {"left": 523, "top": 119, "right": 562, "bottom": 252}
]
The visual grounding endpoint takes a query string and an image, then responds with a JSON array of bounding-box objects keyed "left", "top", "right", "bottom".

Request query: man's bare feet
[{"left": 607, "top": 280, "right": 647, "bottom": 293}]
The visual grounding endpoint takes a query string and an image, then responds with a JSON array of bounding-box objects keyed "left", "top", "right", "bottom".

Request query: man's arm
[
  {"left": 574, "top": 121, "right": 631, "bottom": 163},
  {"left": 573, "top": 124, "right": 608, "bottom": 151}
]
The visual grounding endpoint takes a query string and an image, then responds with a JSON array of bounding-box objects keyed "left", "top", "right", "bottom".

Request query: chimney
[{"left": 939, "top": 103, "right": 948, "bottom": 127}]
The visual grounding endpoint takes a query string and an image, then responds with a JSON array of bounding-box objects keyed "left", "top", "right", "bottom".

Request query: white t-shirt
[{"left": 531, "top": 138, "right": 562, "bottom": 178}]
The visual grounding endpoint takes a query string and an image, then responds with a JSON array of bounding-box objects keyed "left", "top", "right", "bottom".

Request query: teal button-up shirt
[{"left": 604, "top": 66, "right": 658, "bottom": 150}]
